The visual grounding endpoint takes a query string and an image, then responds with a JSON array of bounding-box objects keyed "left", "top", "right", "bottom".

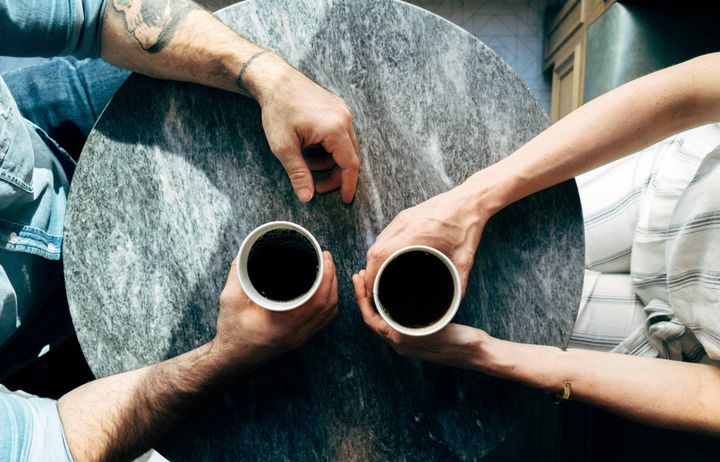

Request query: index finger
[{"left": 322, "top": 131, "right": 359, "bottom": 204}]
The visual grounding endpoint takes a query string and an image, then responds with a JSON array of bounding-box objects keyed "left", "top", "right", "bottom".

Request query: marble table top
[{"left": 64, "top": 0, "right": 584, "bottom": 460}]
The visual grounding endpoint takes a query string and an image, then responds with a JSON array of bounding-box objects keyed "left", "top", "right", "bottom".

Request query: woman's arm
[
  {"left": 484, "top": 337, "right": 720, "bottom": 436},
  {"left": 362, "top": 53, "right": 720, "bottom": 291},
  {"left": 353, "top": 274, "right": 720, "bottom": 436},
  {"left": 465, "top": 52, "right": 720, "bottom": 215}
]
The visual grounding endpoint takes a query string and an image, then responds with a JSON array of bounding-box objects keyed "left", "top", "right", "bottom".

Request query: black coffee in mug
[
  {"left": 247, "top": 229, "right": 319, "bottom": 302},
  {"left": 377, "top": 250, "right": 454, "bottom": 328}
]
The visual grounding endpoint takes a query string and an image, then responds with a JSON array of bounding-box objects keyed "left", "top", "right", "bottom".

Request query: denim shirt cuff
[{"left": 61, "top": 0, "right": 108, "bottom": 59}]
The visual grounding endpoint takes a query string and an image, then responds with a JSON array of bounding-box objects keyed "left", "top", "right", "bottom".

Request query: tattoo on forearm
[{"left": 112, "top": 0, "right": 203, "bottom": 53}]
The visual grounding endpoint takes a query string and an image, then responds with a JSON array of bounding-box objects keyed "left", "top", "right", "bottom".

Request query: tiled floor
[{"left": 409, "top": 0, "right": 557, "bottom": 112}]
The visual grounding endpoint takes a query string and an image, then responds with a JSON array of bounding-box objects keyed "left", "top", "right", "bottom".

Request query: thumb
[{"left": 276, "top": 142, "right": 314, "bottom": 203}]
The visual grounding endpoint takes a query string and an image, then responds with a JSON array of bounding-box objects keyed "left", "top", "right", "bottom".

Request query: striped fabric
[
  {"left": 0, "top": 385, "right": 72, "bottom": 461},
  {"left": 570, "top": 123, "right": 720, "bottom": 367}
]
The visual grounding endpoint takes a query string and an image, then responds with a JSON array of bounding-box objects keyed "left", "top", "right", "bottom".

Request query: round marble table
[{"left": 64, "top": 0, "right": 584, "bottom": 460}]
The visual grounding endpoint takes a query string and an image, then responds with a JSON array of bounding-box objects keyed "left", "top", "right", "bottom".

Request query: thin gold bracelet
[{"left": 552, "top": 381, "right": 572, "bottom": 404}]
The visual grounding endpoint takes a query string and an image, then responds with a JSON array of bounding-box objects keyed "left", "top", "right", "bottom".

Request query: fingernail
[
  {"left": 342, "top": 195, "right": 356, "bottom": 209},
  {"left": 298, "top": 188, "right": 312, "bottom": 202}
]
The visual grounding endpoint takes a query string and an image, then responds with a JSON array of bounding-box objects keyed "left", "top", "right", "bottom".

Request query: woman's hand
[
  {"left": 352, "top": 270, "right": 490, "bottom": 370},
  {"left": 362, "top": 179, "right": 496, "bottom": 297}
]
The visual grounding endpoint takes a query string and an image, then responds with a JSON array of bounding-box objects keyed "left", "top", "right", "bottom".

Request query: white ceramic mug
[
  {"left": 373, "top": 245, "right": 461, "bottom": 336},
  {"left": 237, "top": 221, "right": 324, "bottom": 311}
]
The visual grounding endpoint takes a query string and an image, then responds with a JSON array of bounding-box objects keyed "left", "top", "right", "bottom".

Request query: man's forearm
[
  {"left": 461, "top": 53, "right": 720, "bottom": 216},
  {"left": 100, "top": 0, "right": 288, "bottom": 102},
  {"left": 477, "top": 337, "right": 720, "bottom": 436},
  {"left": 57, "top": 340, "right": 250, "bottom": 461}
]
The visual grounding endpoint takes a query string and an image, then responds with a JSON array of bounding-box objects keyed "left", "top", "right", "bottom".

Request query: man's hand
[
  {"left": 58, "top": 253, "right": 338, "bottom": 462},
  {"left": 245, "top": 54, "right": 361, "bottom": 204},
  {"left": 352, "top": 271, "right": 489, "bottom": 370},
  {"left": 102, "top": 1, "right": 361, "bottom": 205},
  {"left": 212, "top": 250, "right": 339, "bottom": 370},
  {"left": 362, "top": 181, "right": 492, "bottom": 297}
]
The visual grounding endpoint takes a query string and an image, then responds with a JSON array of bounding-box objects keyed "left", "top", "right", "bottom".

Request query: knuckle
[
  {"left": 288, "top": 170, "right": 310, "bottom": 182},
  {"left": 330, "top": 112, "right": 350, "bottom": 130},
  {"left": 274, "top": 143, "right": 296, "bottom": 159},
  {"left": 347, "top": 155, "right": 360, "bottom": 170},
  {"left": 367, "top": 246, "right": 383, "bottom": 262},
  {"left": 332, "top": 122, "right": 347, "bottom": 137}
]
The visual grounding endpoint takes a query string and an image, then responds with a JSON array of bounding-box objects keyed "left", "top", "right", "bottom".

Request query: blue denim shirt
[{"left": 1, "top": 1, "right": 107, "bottom": 460}]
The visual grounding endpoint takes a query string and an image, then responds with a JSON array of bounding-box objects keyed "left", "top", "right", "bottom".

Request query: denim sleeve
[
  {"left": 0, "top": 0, "right": 108, "bottom": 59},
  {"left": 0, "top": 386, "right": 74, "bottom": 461}
]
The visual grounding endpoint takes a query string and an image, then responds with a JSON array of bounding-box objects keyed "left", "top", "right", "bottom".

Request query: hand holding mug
[
  {"left": 211, "top": 252, "right": 338, "bottom": 372},
  {"left": 352, "top": 270, "right": 490, "bottom": 370},
  {"left": 363, "top": 181, "right": 493, "bottom": 297}
]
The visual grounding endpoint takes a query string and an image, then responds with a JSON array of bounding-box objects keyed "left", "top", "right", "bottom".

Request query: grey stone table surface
[{"left": 64, "top": 0, "right": 584, "bottom": 460}]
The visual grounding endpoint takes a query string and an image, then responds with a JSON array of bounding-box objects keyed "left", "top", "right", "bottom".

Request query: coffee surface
[
  {"left": 247, "top": 229, "right": 319, "bottom": 301},
  {"left": 378, "top": 250, "right": 454, "bottom": 328}
]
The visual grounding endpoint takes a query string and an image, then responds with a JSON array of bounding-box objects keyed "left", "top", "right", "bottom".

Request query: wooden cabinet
[
  {"left": 544, "top": 0, "right": 614, "bottom": 122},
  {"left": 550, "top": 40, "right": 584, "bottom": 122}
]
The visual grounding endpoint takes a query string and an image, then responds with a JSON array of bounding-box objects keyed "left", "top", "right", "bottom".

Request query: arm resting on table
[
  {"left": 353, "top": 276, "right": 720, "bottom": 436},
  {"left": 464, "top": 52, "right": 720, "bottom": 215},
  {"left": 360, "top": 53, "right": 720, "bottom": 295},
  {"left": 477, "top": 335, "right": 720, "bottom": 436},
  {"left": 463, "top": 52, "right": 720, "bottom": 435},
  {"left": 101, "top": 0, "right": 294, "bottom": 105},
  {"left": 100, "top": 0, "right": 361, "bottom": 204},
  {"left": 58, "top": 254, "right": 338, "bottom": 462},
  {"left": 57, "top": 340, "right": 248, "bottom": 462}
]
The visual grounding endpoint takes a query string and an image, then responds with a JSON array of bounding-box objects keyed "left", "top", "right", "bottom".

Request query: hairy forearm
[
  {"left": 478, "top": 337, "right": 720, "bottom": 435},
  {"left": 462, "top": 53, "right": 720, "bottom": 215},
  {"left": 100, "top": 0, "right": 289, "bottom": 101},
  {"left": 57, "top": 340, "right": 248, "bottom": 461}
]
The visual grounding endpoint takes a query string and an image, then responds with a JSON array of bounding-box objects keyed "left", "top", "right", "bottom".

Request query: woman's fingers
[{"left": 352, "top": 271, "right": 392, "bottom": 338}]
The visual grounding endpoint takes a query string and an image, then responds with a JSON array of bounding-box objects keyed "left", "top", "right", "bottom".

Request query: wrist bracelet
[
  {"left": 552, "top": 381, "right": 572, "bottom": 404},
  {"left": 236, "top": 50, "right": 270, "bottom": 87}
]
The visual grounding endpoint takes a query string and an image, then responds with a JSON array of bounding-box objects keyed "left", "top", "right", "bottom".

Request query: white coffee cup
[
  {"left": 373, "top": 245, "right": 461, "bottom": 336},
  {"left": 237, "top": 221, "right": 324, "bottom": 311}
]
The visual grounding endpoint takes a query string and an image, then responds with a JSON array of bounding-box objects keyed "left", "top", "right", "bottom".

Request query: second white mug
[{"left": 373, "top": 245, "right": 461, "bottom": 337}]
